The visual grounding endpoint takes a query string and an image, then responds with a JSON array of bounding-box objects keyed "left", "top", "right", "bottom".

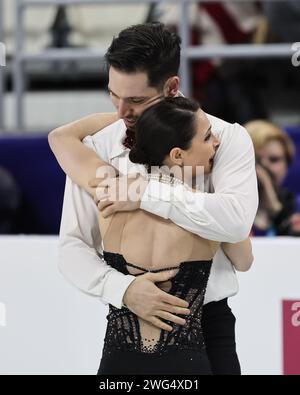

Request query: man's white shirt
[{"left": 59, "top": 116, "right": 258, "bottom": 308}]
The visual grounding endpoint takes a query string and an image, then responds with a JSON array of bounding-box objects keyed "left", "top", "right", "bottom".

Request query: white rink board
[{"left": 0, "top": 236, "right": 299, "bottom": 375}]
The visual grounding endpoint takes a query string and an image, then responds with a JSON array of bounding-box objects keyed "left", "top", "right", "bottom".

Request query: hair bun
[{"left": 129, "top": 146, "right": 149, "bottom": 165}]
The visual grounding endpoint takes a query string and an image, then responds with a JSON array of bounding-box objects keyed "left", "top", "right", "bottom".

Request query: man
[{"left": 49, "top": 22, "right": 258, "bottom": 375}]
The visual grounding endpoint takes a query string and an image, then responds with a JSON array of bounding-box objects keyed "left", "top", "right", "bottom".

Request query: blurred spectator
[
  {"left": 153, "top": 1, "right": 264, "bottom": 122},
  {"left": 0, "top": 167, "right": 21, "bottom": 234},
  {"left": 263, "top": 0, "right": 300, "bottom": 42},
  {"left": 245, "top": 120, "right": 300, "bottom": 236}
]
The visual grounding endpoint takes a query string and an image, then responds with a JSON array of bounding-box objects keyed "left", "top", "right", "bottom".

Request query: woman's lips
[
  {"left": 209, "top": 155, "right": 215, "bottom": 166},
  {"left": 209, "top": 148, "right": 219, "bottom": 166}
]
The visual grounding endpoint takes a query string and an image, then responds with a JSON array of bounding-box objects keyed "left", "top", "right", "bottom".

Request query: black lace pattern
[{"left": 102, "top": 251, "right": 212, "bottom": 357}]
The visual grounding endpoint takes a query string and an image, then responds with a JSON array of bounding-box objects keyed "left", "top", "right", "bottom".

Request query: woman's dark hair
[
  {"left": 129, "top": 97, "right": 200, "bottom": 172},
  {"left": 105, "top": 22, "right": 181, "bottom": 89}
]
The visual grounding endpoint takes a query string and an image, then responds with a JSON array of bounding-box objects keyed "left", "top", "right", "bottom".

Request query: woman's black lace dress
[{"left": 98, "top": 251, "right": 212, "bottom": 375}]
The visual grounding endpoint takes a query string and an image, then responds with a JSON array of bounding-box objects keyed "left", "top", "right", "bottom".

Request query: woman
[
  {"left": 50, "top": 97, "right": 253, "bottom": 375},
  {"left": 244, "top": 119, "right": 300, "bottom": 236}
]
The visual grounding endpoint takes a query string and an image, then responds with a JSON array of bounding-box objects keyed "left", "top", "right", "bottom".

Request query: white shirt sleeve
[
  {"left": 58, "top": 134, "right": 136, "bottom": 309},
  {"left": 141, "top": 123, "right": 258, "bottom": 243}
]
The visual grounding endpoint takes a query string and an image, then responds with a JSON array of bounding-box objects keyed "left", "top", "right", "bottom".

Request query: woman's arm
[
  {"left": 48, "top": 112, "right": 118, "bottom": 194},
  {"left": 221, "top": 238, "right": 254, "bottom": 272}
]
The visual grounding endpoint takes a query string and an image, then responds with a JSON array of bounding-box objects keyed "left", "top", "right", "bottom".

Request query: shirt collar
[
  {"left": 108, "top": 94, "right": 185, "bottom": 161},
  {"left": 109, "top": 120, "right": 129, "bottom": 160}
]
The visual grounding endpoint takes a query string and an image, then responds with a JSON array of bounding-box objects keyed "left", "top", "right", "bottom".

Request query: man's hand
[
  {"left": 123, "top": 270, "right": 191, "bottom": 332},
  {"left": 89, "top": 174, "right": 149, "bottom": 218}
]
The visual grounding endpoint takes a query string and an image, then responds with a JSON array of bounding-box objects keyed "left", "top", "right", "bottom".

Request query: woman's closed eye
[
  {"left": 204, "top": 132, "right": 212, "bottom": 142},
  {"left": 203, "top": 125, "right": 213, "bottom": 142}
]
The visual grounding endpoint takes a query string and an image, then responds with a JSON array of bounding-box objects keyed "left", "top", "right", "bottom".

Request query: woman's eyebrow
[{"left": 204, "top": 125, "right": 212, "bottom": 138}]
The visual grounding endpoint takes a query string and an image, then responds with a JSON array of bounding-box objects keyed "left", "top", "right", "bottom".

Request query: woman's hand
[{"left": 90, "top": 174, "right": 149, "bottom": 217}]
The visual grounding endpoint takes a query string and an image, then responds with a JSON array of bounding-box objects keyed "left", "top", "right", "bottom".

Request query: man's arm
[
  {"left": 56, "top": 127, "right": 134, "bottom": 308},
  {"left": 59, "top": 175, "right": 136, "bottom": 308},
  {"left": 48, "top": 112, "right": 118, "bottom": 193},
  {"left": 140, "top": 123, "right": 258, "bottom": 243}
]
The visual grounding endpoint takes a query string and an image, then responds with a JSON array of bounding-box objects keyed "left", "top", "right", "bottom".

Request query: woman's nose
[{"left": 214, "top": 137, "right": 220, "bottom": 149}]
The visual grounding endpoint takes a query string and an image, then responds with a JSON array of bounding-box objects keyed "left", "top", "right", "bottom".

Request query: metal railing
[{"left": 0, "top": 0, "right": 296, "bottom": 130}]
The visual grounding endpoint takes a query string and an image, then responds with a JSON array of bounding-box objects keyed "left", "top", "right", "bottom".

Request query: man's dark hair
[
  {"left": 105, "top": 22, "right": 181, "bottom": 89},
  {"left": 129, "top": 97, "right": 200, "bottom": 172}
]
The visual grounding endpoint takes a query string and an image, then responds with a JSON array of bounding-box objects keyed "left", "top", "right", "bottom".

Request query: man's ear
[{"left": 163, "top": 76, "right": 180, "bottom": 97}]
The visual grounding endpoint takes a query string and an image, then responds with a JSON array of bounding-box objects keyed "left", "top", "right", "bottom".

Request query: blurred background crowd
[{"left": 0, "top": 0, "right": 299, "bottom": 236}]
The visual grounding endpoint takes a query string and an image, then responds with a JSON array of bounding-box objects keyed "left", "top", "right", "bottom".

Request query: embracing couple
[{"left": 49, "top": 22, "right": 258, "bottom": 375}]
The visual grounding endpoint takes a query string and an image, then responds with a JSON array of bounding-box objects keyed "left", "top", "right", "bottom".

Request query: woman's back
[
  {"left": 98, "top": 210, "right": 219, "bottom": 372},
  {"left": 99, "top": 210, "right": 219, "bottom": 271}
]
